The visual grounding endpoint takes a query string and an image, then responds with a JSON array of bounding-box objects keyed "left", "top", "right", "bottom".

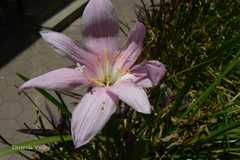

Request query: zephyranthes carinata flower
[{"left": 20, "top": 0, "right": 166, "bottom": 148}]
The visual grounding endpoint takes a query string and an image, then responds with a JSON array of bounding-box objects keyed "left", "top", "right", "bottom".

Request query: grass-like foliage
[{"left": 0, "top": 0, "right": 240, "bottom": 159}]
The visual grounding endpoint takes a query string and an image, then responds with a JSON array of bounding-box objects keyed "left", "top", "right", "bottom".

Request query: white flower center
[{"left": 92, "top": 49, "right": 128, "bottom": 87}]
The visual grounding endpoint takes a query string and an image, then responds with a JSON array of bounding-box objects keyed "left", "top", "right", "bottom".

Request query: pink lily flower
[{"left": 20, "top": 0, "right": 166, "bottom": 148}]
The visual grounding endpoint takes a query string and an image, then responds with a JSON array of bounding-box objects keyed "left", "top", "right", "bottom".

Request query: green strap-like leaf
[
  {"left": 201, "top": 121, "right": 240, "bottom": 143},
  {"left": 0, "top": 135, "right": 72, "bottom": 157},
  {"left": 184, "top": 49, "right": 240, "bottom": 116}
]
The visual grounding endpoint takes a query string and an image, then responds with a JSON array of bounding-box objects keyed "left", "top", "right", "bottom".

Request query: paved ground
[{"left": 0, "top": 0, "right": 141, "bottom": 159}]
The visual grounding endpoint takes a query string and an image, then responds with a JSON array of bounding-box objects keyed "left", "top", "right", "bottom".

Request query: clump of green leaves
[
  {"left": 137, "top": 0, "right": 240, "bottom": 159},
  {"left": 0, "top": 0, "right": 240, "bottom": 159}
]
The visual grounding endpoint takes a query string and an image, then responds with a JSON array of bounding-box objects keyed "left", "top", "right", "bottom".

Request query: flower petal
[
  {"left": 40, "top": 30, "right": 96, "bottom": 68},
  {"left": 83, "top": 37, "right": 119, "bottom": 58},
  {"left": 82, "top": 0, "right": 120, "bottom": 57},
  {"left": 19, "top": 68, "right": 88, "bottom": 91},
  {"left": 114, "top": 22, "right": 146, "bottom": 70},
  {"left": 131, "top": 60, "right": 167, "bottom": 88},
  {"left": 71, "top": 88, "right": 117, "bottom": 148},
  {"left": 82, "top": 0, "right": 119, "bottom": 38},
  {"left": 109, "top": 81, "right": 151, "bottom": 114}
]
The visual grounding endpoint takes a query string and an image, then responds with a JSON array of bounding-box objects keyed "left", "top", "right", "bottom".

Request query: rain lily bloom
[{"left": 20, "top": 0, "right": 166, "bottom": 148}]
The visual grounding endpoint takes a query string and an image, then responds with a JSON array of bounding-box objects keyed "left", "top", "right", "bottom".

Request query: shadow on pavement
[{"left": 0, "top": 0, "right": 74, "bottom": 68}]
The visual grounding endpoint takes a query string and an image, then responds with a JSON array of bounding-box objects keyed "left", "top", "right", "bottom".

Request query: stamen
[
  {"left": 103, "top": 48, "right": 113, "bottom": 85},
  {"left": 95, "top": 55, "right": 105, "bottom": 81},
  {"left": 88, "top": 48, "right": 128, "bottom": 87},
  {"left": 88, "top": 78, "right": 105, "bottom": 87}
]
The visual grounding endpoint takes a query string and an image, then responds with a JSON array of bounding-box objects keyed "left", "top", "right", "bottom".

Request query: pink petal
[
  {"left": 83, "top": 37, "right": 119, "bottom": 58},
  {"left": 114, "top": 22, "right": 146, "bottom": 70},
  {"left": 109, "top": 81, "right": 151, "bottom": 114},
  {"left": 82, "top": 0, "right": 120, "bottom": 57},
  {"left": 19, "top": 68, "right": 88, "bottom": 91},
  {"left": 82, "top": 0, "right": 119, "bottom": 38},
  {"left": 131, "top": 60, "right": 167, "bottom": 88},
  {"left": 40, "top": 31, "right": 96, "bottom": 68},
  {"left": 71, "top": 87, "right": 117, "bottom": 148}
]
